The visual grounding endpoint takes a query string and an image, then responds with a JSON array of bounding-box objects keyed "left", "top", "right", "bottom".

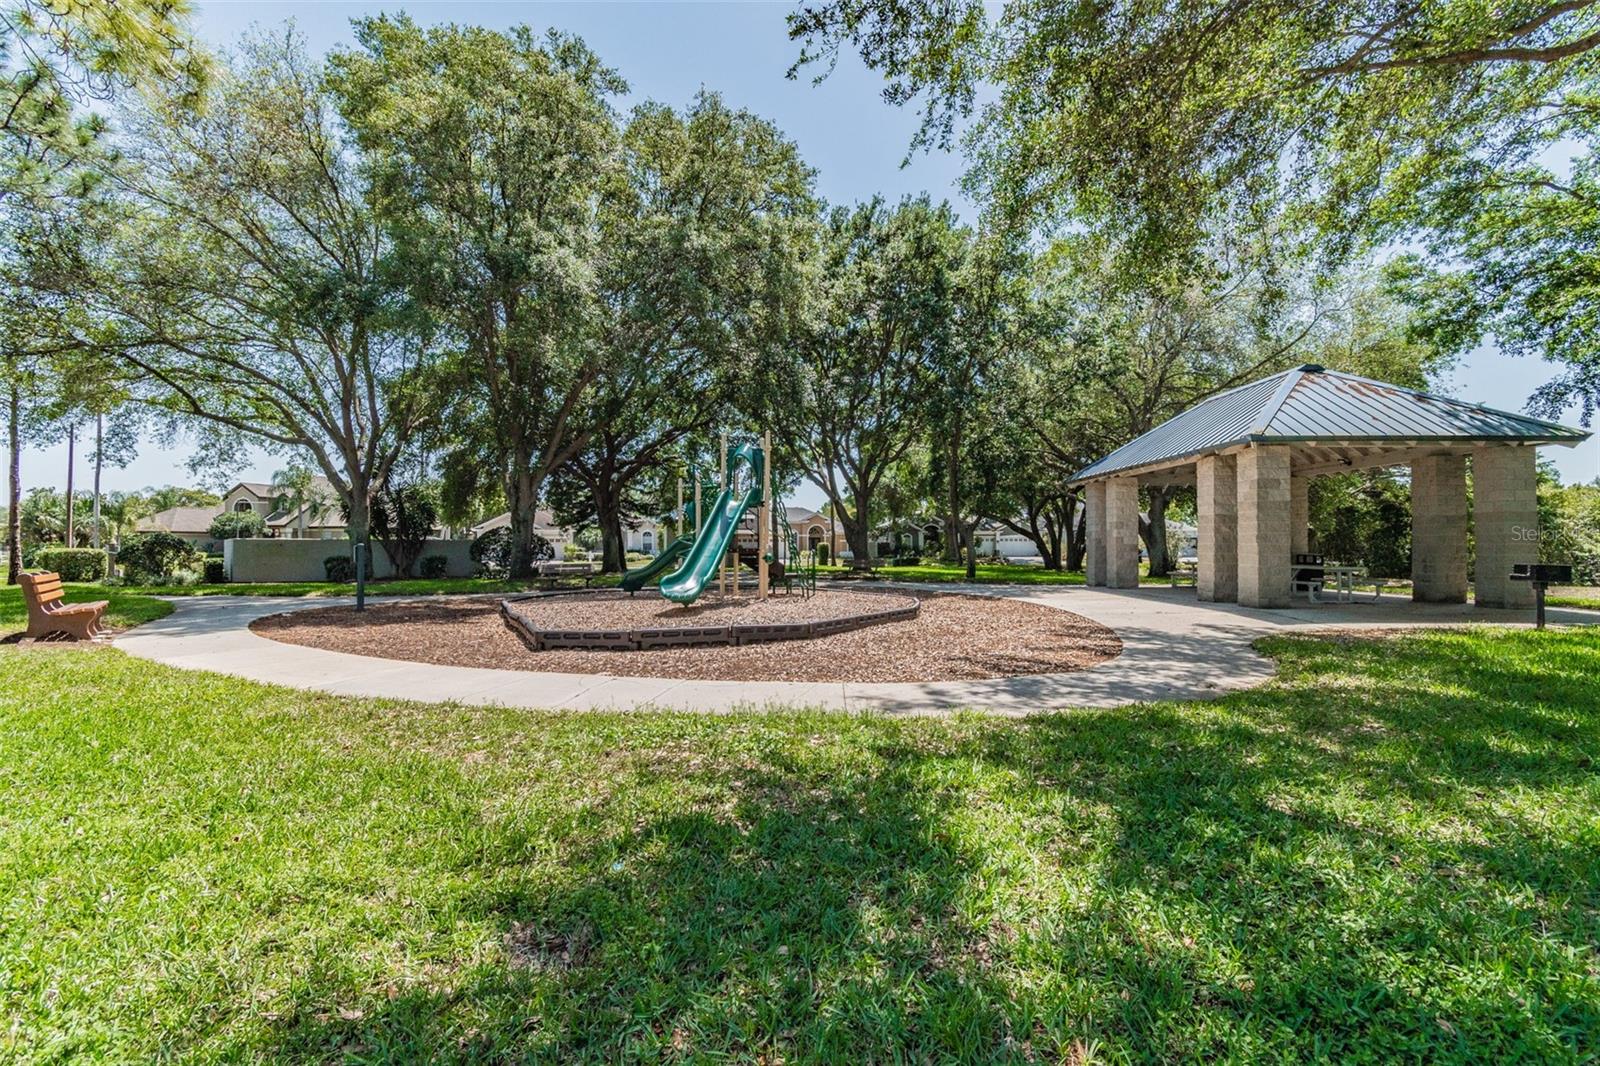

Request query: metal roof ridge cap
[{"left": 1249, "top": 366, "right": 1306, "bottom": 436}]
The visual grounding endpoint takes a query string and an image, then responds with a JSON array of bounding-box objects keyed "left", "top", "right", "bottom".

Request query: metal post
[
  {"left": 719, "top": 431, "right": 728, "bottom": 599},
  {"left": 759, "top": 432, "right": 771, "bottom": 600},
  {"left": 1536, "top": 583, "right": 1547, "bottom": 630},
  {"left": 354, "top": 542, "right": 366, "bottom": 612}
]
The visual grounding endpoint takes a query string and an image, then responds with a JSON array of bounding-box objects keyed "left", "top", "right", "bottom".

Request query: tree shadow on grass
[{"left": 239, "top": 631, "right": 1597, "bottom": 1062}]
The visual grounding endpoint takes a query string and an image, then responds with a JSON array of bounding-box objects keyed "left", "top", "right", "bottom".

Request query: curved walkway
[{"left": 114, "top": 585, "right": 1598, "bottom": 715}]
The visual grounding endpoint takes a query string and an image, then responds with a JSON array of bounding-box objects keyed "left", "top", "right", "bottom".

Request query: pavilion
[{"left": 1070, "top": 365, "right": 1591, "bottom": 609}]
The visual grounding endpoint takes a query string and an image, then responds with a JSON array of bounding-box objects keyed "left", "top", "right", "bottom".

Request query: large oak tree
[
  {"left": 330, "top": 17, "right": 624, "bottom": 577},
  {"left": 82, "top": 30, "right": 437, "bottom": 548},
  {"left": 769, "top": 196, "right": 965, "bottom": 568}
]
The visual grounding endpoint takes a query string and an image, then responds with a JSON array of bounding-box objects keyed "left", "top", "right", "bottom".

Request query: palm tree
[{"left": 272, "top": 465, "right": 333, "bottom": 539}]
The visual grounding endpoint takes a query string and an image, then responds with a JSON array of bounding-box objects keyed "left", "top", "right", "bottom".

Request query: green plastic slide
[
  {"left": 660, "top": 441, "right": 764, "bottom": 605},
  {"left": 619, "top": 533, "right": 694, "bottom": 594}
]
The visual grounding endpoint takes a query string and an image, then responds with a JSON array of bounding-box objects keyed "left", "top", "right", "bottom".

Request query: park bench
[
  {"left": 1169, "top": 561, "right": 1198, "bottom": 587},
  {"left": 18, "top": 571, "right": 108, "bottom": 641},
  {"left": 534, "top": 561, "right": 596, "bottom": 590}
]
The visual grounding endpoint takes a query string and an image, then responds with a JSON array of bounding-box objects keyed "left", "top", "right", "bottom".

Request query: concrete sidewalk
[{"left": 113, "top": 586, "right": 1598, "bottom": 715}]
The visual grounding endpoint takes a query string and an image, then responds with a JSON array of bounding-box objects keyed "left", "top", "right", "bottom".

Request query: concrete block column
[
  {"left": 1196, "top": 453, "right": 1238, "bottom": 602},
  {"left": 1472, "top": 445, "right": 1538, "bottom": 609},
  {"left": 1410, "top": 454, "right": 1468, "bottom": 603},
  {"left": 1290, "top": 475, "right": 1310, "bottom": 555},
  {"left": 1084, "top": 480, "right": 1107, "bottom": 587},
  {"left": 1236, "top": 445, "right": 1293, "bottom": 608},
  {"left": 1105, "top": 476, "right": 1141, "bottom": 588}
]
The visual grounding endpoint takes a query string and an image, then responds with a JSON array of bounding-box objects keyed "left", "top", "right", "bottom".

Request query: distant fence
[{"left": 223, "top": 538, "right": 475, "bottom": 583}]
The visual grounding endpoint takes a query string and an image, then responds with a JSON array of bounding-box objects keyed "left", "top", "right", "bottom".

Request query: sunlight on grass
[{"left": 0, "top": 629, "right": 1596, "bottom": 1061}]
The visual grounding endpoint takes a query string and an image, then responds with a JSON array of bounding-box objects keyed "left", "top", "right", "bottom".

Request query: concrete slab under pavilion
[{"left": 1072, "top": 365, "right": 1591, "bottom": 609}]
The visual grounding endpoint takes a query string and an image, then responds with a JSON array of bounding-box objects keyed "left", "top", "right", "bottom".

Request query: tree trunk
[
  {"left": 941, "top": 434, "right": 962, "bottom": 564},
  {"left": 6, "top": 384, "right": 20, "bottom": 585},
  {"left": 1045, "top": 499, "right": 1067, "bottom": 570},
  {"left": 344, "top": 477, "right": 372, "bottom": 561},
  {"left": 1141, "top": 486, "right": 1170, "bottom": 577},
  {"left": 841, "top": 510, "right": 874, "bottom": 570},
  {"left": 962, "top": 522, "right": 977, "bottom": 580},
  {"left": 64, "top": 424, "right": 76, "bottom": 548},
  {"left": 505, "top": 447, "right": 541, "bottom": 578},
  {"left": 1066, "top": 493, "right": 1086, "bottom": 571},
  {"left": 595, "top": 488, "right": 627, "bottom": 574},
  {"left": 92, "top": 414, "right": 103, "bottom": 550}
]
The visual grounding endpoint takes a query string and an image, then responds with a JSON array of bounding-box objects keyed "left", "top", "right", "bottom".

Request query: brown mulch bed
[
  {"left": 504, "top": 587, "right": 916, "bottom": 631},
  {"left": 249, "top": 591, "right": 1122, "bottom": 683}
]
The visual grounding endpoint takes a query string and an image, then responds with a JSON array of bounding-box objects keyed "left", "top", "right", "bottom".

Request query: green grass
[
  {"left": 2, "top": 631, "right": 1597, "bottom": 1061},
  {"left": 1550, "top": 593, "right": 1600, "bottom": 611},
  {"left": 0, "top": 584, "right": 172, "bottom": 639},
  {"left": 119, "top": 575, "right": 622, "bottom": 598},
  {"left": 819, "top": 561, "right": 1171, "bottom": 585}
]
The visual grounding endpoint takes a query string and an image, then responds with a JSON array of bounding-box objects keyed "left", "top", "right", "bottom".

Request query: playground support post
[
  {"left": 759, "top": 431, "right": 771, "bottom": 600},
  {"left": 719, "top": 431, "right": 728, "bottom": 599},
  {"left": 676, "top": 477, "right": 683, "bottom": 540}
]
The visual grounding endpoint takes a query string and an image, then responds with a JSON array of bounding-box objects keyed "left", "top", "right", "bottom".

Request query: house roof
[
  {"left": 138, "top": 505, "right": 221, "bottom": 535},
  {"left": 227, "top": 475, "right": 336, "bottom": 500},
  {"left": 266, "top": 503, "right": 343, "bottom": 529},
  {"left": 468, "top": 510, "right": 564, "bottom": 536},
  {"left": 1071, "top": 364, "right": 1590, "bottom": 483}
]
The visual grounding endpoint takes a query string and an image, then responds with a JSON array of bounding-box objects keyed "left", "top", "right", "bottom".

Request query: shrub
[
  {"left": 207, "top": 511, "right": 266, "bottom": 541},
  {"left": 562, "top": 543, "right": 589, "bottom": 562},
  {"left": 815, "top": 544, "right": 829, "bottom": 565},
  {"left": 31, "top": 547, "right": 108, "bottom": 582},
  {"left": 203, "top": 558, "right": 227, "bottom": 584},
  {"left": 118, "top": 532, "right": 200, "bottom": 583},
  {"left": 419, "top": 554, "right": 448, "bottom": 579},
  {"left": 324, "top": 554, "right": 354, "bottom": 582},
  {"left": 892, "top": 554, "right": 920, "bottom": 567},
  {"left": 470, "top": 526, "right": 552, "bottom": 575},
  {"left": 371, "top": 483, "right": 439, "bottom": 578}
]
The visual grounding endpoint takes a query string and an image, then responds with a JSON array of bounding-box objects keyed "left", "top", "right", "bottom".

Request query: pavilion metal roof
[{"left": 1070, "top": 364, "right": 1590, "bottom": 484}]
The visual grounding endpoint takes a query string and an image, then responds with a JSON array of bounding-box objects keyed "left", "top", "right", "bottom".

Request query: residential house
[
  {"left": 465, "top": 509, "right": 574, "bottom": 553},
  {"left": 138, "top": 477, "right": 347, "bottom": 552},
  {"left": 220, "top": 478, "right": 345, "bottom": 539},
  {"left": 136, "top": 506, "right": 230, "bottom": 553}
]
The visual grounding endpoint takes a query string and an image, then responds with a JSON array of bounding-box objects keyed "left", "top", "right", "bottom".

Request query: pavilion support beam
[
  {"left": 1196, "top": 453, "right": 1237, "bottom": 603},
  {"left": 1290, "top": 474, "right": 1310, "bottom": 555},
  {"left": 1084, "top": 480, "right": 1107, "bottom": 587},
  {"left": 1472, "top": 445, "right": 1537, "bottom": 609},
  {"left": 1237, "top": 445, "right": 1293, "bottom": 609},
  {"left": 1411, "top": 454, "right": 1468, "bottom": 604},
  {"left": 1105, "top": 476, "right": 1141, "bottom": 588}
]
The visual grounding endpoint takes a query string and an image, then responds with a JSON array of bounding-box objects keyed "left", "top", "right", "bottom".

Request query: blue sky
[{"left": 18, "top": 0, "right": 1599, "bottom": 500}]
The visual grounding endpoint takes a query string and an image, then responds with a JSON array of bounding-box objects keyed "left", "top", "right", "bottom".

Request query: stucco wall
[{"left": 224, "top": 538, "right": 476, "bottom": 583}]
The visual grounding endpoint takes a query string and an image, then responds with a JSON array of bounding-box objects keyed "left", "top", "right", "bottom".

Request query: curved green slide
[
  {"left": 619, "top": 533, "right": 694, "bottom": 594},
  {"left": 660, "top": 441, "right": 764, "bottom": 605}
]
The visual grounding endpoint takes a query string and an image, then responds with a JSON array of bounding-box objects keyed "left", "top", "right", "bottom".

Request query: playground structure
[{"left": 621, "top": 432, "right": 817, "bottom": 604}]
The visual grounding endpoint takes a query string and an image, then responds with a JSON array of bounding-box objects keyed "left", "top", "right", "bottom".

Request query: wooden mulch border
[{"left": 499, "top": 589, "right": 920, "bottom": 652}]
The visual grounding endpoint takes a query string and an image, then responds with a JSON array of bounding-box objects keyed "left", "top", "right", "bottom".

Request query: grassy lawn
[
  {"left": 0, "top": 585, "right": 172, "bottom": 640},
  {"left": 1551, "top": 593, "right": 1600, "bottom": 611},
  {"left": 819, "top": 561, "right": 1172, "bottom": 586},
  {"left": 2, "top": 631, "right": 1597, "bottom": 1061}
]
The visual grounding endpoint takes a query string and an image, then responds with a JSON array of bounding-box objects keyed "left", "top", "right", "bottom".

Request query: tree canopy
[{"left": 789, "top": 0, "right": 1600, "bottom": 417}]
